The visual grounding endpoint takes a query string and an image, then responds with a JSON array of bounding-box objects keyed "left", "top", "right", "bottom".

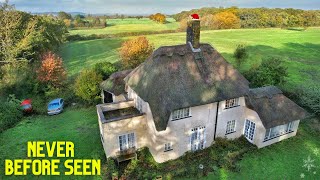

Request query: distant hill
[{"left": 32, "top": 12, "right": 86, "bottom": 16}]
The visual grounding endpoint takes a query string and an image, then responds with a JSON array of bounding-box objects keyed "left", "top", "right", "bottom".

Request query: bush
[
  {"left": 244, "top": 57, "right": 288, "bottom": 87},
  {"left": 233, "top": 44, "right": 248, "bottom": 68},
  {"left": 0, "top": 95, "right": 23, "bottom": 133},
  {"left": 119, "top": 36, "right": 154, "bottom": 69},
  {"left": 297, "top": 85, "right": 320, "bottom": 116},
  {"left": 93, "top": 62, "right": 118, "bottom": 80},
  {"left": 74, "top": 69, "right": 102, "bottom": 104}
]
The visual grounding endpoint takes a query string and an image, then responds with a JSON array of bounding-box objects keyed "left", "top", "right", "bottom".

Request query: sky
[{"left": 3, "top": 0, "right": 320, "bottom": 15}]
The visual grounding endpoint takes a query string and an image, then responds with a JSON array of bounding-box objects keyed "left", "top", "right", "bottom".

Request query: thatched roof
[
  {"left": 124, "top": 44, "right": 250, "bottom": 131},
  {"left": 100, "top": 70, "right": 132, "bottom": 96},
  {"left": 245, "top": 86, "right": 307, "bottom": 129}
]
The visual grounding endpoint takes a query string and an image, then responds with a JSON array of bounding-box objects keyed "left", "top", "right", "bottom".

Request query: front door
[
  {"left": 244, "top": 119, "right": 255, "bottom": 143},
  {"left": 190, "top": 126, "right": 206, "bottom": 151}
]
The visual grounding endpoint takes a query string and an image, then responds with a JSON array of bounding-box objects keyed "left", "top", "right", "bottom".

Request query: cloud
[{"left": 5, "top": 0, "right": 320, "bottom": 14}]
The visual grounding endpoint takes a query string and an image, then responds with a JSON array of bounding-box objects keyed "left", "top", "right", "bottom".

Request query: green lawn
[
  {"left": 204, "top": 119, "right": 320, "bottom": 180},
  {"left": 60, "top": 28, "right": 320, "bottom": 88},
  {"left": 0, "top": 108, "right": 106, "bottom": 179},
  {"left": 69, "top": 18, "right": 179, "bottom": 36}
]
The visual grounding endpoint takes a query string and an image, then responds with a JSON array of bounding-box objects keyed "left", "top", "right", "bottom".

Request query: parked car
[
  {"left": 47, "top": 98, "right": 64, "bottom": 115},
  {"left": 20, "top": 99, "right": 33, "bottom": 113}
]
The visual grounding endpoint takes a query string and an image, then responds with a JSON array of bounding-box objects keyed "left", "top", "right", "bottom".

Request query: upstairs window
[
  {"left": 226, "top": 120, "right": 236, "bottom": 134},
  {"left": 164, "top": 143, "right": 173, "bottom": 152},
  {"left": 171, "top": 108, "right": 191, "bottom": 121},
  {"left": 136, "top": 96, "right": 143, "bottom": 112},
  {"left": 225, "top": 98, "right": 239, "bottom": 109}
]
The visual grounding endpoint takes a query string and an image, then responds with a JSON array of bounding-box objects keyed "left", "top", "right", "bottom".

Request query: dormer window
[
  {"left": 171, "top": 107, "right": 191, "bottom": 121},
  {"left": 225, "top": 98, "right": 239, "bottom": 109}
]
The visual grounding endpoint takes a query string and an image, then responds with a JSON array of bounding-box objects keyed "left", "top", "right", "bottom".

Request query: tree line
[
  {"left": 58, "top": 11, "right": 107, "bottom": 29},
  {"left": 173, "top": 7, "right": 320, "bottom": 30}
]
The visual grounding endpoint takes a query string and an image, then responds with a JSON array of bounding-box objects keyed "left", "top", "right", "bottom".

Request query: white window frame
[
  {"left": 171, "top": 107, "right": 191, "bottom": 121},
  {"left": 118, "top": 132, "right": 136, "bottom": 151},
  {"left": 164, "top": 142, "right": 173, "bottom": 152},
  {"left": 243, "top": 119, "right": 255, "bottom": 143},
  {"left": 225, "top": 98, "right": 240, "bottom": 109},
  {"left": 136, "top": 96, "right": 143, "bottom": 112},
  {"left": 190, "top": 126, "right": 206, "bottom": 152},
  {"left": 264, "top": 122, "right": 295, "bottom": 141},
  {"left": 226, "top": 120, "right": 236, "bottom": 134}
]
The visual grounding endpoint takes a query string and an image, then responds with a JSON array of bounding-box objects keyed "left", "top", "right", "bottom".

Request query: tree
[
  {"left": 58, "top": 11, "right": 72, "bottom": 20},
  {"left": 119, "top": 36, "right": 154, "bottom": 69},
  {"left": 74, "top": 69, "right": 102, "bottom": 103},
  {"left": 93, "top": 62, "right": 118, "bottom": 80},
  {"left": 213, "top": 11, "right": 241, "bottom": 29},
  {"left": 245, "top": 57, "right": 288, "bottom": 87},
  {"left": 233, "top": 44, "right": 248, "bottom": 68},
  {"left": 36, "top": 51, "right": 67, "bottom": 88}
]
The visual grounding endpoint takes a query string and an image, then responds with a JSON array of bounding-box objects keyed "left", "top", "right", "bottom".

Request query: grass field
[
  {"left": 60, "top": 28, "right": 320, "bottom": 87},
  {"left": 0, "top": 108, "right": 106, "bottom": 179},
  {"left": 69, "top": 18, "right": 179, "bottom": 36},
  {"left": 204, "top": 119, "right": 320, "bottom": 179}
]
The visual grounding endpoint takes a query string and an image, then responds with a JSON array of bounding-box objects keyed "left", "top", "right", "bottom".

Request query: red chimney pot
[{"left": 190, "top": 14, "right": 200, "bottom": 20}]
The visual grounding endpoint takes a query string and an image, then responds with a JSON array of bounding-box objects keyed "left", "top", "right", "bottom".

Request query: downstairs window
[{"left": 264, "top": 122, "right": 294, "bottom": 141}]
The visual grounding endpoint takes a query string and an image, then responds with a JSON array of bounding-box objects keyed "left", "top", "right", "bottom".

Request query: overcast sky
[{"left": 4, "top": 0, "right": 320, "bottom": 14}]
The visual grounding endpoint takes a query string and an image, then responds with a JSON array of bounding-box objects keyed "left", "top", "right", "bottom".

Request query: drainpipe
[{"left": 213, "top": 102, "right": 219, "bottom": 140}]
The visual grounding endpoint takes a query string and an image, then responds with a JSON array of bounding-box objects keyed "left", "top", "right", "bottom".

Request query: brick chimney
[{"left": 186, "top": 14, "right": 200, "bottom": 51}]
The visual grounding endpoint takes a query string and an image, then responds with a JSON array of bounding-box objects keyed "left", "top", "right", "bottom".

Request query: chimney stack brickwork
[{"left": 186, "top": 14, "right": 200, "bottom": 50}]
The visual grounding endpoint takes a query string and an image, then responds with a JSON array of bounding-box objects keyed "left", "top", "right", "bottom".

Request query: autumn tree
[
  {"left": 149, "top": 13, "right": 166, "bottom": 24},
  {"left": 119, "top": 36, "right": 154, "bottom": 69},
  {"left": 36, "top": 51, "right": 67, "bottom": 88},
  {"left": 213, "top": 11, "right": 241, "bottom": 29}
]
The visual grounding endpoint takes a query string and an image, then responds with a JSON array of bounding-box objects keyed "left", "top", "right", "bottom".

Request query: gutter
[{"left": 213, "top": 102, "right": 219, "bottom": 140}]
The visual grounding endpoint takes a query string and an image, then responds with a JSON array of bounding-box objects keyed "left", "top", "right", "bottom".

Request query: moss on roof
[
  {"left": 245, "top": 86, "right": 307, "bottom": 129},
  {"left": 124, "top": 44, "right": 250, "bottom": 131},
  {"left": 100, "top": 69, "right": 132, "bottom": 96}
]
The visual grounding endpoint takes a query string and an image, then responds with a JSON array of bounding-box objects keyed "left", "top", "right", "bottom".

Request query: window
[
  {"left": 244, "top": 119, "right": 255, "bottom": 142},
  {"left": 225, "top": 98, "right": 239, "bottom": 109},
  {"left": 190, "top": 126, "right": 206, "bottom": 151},
  {"left": 264, "top": 122, "right": 294, "bottom": 141},
  {"left": 164, "top": 143, "right": 173, "bottom": 152},
  {"left": 136, "top": 96, "right": 143, "bottom": 112},
  {"left": 100, "top": 134, "right": 104, "bottom": 143},
  {"left": 119, "top": 133, "right": 135, "bottom": 151},
  {"left": 171, "top": 108, "right": 191, "bottom": 121},
  {"left": 226, "top": 120, "right": 236, "bottom": 134}
]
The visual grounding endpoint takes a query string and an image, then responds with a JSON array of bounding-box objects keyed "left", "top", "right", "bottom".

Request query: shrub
[
  {"left": 119, "top": 36, "right": 154, "bottom": 69},
  {"left": 244, "top": 57, "right": 288, "bottom": 87},
  {"left": 297, "top": 85, "right": 320, "bottom": 116},
  {"left": 0, "top": 95, "right": 23, "bottom": 133},
  {"left": 233, "top": 44, "right": 248, "bottom": 68},
  {"left": 93, "top": 62, "right": 118, "bottom": 80},
  {"left": 36, "top": 51, "right": 67, "bottom": 88},
  {"left": 74, "top": 69, "right": 102, "bottom": 104}
]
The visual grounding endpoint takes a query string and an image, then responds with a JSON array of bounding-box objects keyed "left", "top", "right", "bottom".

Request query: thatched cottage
[{"left": 97, "top": 14, "right": 306, "bottom": 163}]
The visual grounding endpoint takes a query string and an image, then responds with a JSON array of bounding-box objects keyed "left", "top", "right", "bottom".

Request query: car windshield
[{"left": 49, "top": 102, "right": 59, "bottom": 107}]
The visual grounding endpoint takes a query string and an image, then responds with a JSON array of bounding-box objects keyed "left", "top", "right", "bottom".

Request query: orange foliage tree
[
  {"left": 119, "top": 36, "right": 154, "bottom": 69},
  {"left": 213, "top": 11, "right": 241, "bottom": 29},
  {"left": 149, "top": 13, "right": 166, "bottom": 24},
  {"left": 36, "top": 51, "right": 67, "bottom": 88}
]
